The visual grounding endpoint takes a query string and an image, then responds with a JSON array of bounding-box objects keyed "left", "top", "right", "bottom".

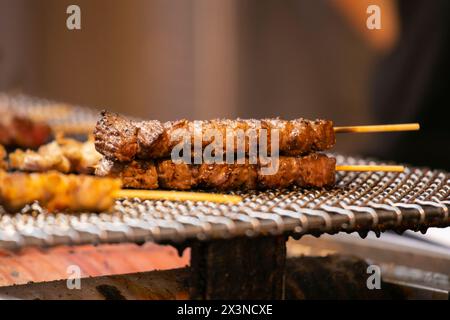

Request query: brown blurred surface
[
  {"left": 0, "top": 0, "right": 381, "bottom": 155},
  {"left": 0, "top": 243, "right": 190, "bottom": 287},
  {"left": 0, "top": 268, "right": 190, "bottom": 300},
  {"left": 0, "top": 255, "right": 403, "bottom": 300},
  {"left": 3, "top": 1, "right": 447, "bottom": 167}
]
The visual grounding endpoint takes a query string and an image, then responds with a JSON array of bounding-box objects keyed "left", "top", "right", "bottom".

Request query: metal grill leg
[{"left": 189, "top": 235, "right": 286, "bottom": 300}]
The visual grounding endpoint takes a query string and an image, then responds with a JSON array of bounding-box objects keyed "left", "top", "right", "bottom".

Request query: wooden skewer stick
[
  {"left": 54, "top": 122, "right": 421, "bottom": 136},
  {"left": 334, "top": 123, "right": 420, "bottom": 133},
  {"left": 336, "top": 165, "right": 405, "bottom": 172},
  {"left": 114, "top": 189, "right": 243, "bottom": 204}
]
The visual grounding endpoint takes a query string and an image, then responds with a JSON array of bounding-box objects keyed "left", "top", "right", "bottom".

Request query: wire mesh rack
[
  {"left": 0, "top": 94, "right": 448, "bottom": 250},
  {"left": 0, "top": 93, "right": 99, "bottom": 134},
  {"left": 0, "top": 154, "right": 448, "bottom": 250}
]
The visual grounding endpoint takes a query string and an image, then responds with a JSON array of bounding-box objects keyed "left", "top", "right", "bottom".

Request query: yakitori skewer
[
  {"left": 94, "top": 111, "right": 421, "bottom": 162},
  {"left": 58, "top": 122, "right": 421, "bottom": 137},
  {"left": 57, "top": 122, "right": 421, "bottom": 137},
  {"left": 0, "top": 171, "right": 243, "bottom": 213},
  {"left": 97, "top": 154, "right": 404, "bottom": 191},
  {"left": 334, "top": 123, "right": 420, "bottom": 134}
]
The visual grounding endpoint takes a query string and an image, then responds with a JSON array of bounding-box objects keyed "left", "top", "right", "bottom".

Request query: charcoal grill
[{"left": 1, "top": 93, "right": 449, "bottom": 299}]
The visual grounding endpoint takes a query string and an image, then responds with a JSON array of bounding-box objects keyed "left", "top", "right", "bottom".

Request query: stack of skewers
[{"left": 0, "top": 109, "right": 419, "bottom": 213}]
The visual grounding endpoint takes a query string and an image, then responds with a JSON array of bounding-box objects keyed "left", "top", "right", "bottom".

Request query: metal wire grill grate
[
  {"left": 0, "top": 93, "right": 99, "bottom": 133},
  {"left": 0, "top": 155, "right": 448, "bottom": 250},
  {"left": 0, "top": 94, "right": 448, "bottom": 250}
]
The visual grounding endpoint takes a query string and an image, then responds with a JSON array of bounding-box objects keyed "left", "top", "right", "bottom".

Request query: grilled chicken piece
[
  {"left": 94, "top": 111, "right": 336, "bottom": 162},
  {"left": 96, "top": 154, "right": 336, "bottom": 191},
  {"left": 56, "top": 136, "right": 103, "bottom": 174},
  {"left": 9, "top": 137, "right": 102, "bottom": 174},
  {"left": 0, "top": 171, "right": 121, "bottom": 213},
  {"left": 9, "top": 141, "right": 71, "bottom": 173}
]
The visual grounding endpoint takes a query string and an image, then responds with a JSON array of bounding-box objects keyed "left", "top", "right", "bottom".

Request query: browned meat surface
[
  {"left": 94, "top": 111, "right": 139, "bottom": 162},
  {"left": 96, "top": 154, "right": 336, "bottom": 190},
  {"left": 96, "top": 158, "right": 159, "bottom": 189},
  {"left": 197, "top": 161, "right": 259, "bottom": 190},
  {"left": 258, "top": 153, "right": 336, "bottom": 189},
  {"left": 94, "top": 111, "right": 335, "bottom": 162},
  {"left": 9, "top": 136, "right": 102, "bottom": 174},
  {"left": 135, "top": 120, "right": 165, "bottom": 159},
  {"left": 156, "top": 160, "right": 198, "bottom": 190},
  {"left": 0, "top": 111, "right": 52, "bottom": 148}
]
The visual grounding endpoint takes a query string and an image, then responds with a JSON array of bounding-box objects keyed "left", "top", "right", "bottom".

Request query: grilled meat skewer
[
  {"left": 94, "top": 111, "right": 336, "bottom": 162},
  {"left": 0, "top": 170, "right": 240, "bottom": 213},
  {"left": 96, "top": 153, "right": 336, "bottom": 191},
  {"left": 0, "top": 171, "right": 121, "bottom": 213}
]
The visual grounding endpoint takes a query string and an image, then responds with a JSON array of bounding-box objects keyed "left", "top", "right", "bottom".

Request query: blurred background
[{"left": 0, "top": 0, "right": 449, "bottom": 168}]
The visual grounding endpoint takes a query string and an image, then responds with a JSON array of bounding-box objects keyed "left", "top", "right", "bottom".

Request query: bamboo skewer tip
[
  {"left": 334, "top": 123, "right": 420, "bottom": 134},
  {"left": 336, "top": 165, "right": 405, "bottom": 172}
]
